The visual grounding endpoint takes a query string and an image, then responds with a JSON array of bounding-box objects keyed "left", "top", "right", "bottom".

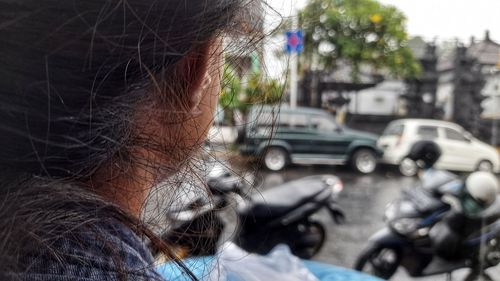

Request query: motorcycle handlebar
[
  {"left": 208, "top": 176, "right": 242, "bottom": 195},
  {"left": 328, "top": 201, "right": 346, "bottom": 224}
]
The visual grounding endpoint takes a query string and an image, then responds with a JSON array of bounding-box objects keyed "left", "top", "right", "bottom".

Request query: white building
[{"left": 347, "top": 80, "right": 406, "bottom": 116}]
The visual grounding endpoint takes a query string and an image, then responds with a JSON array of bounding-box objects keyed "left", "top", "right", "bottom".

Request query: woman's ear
[{"left": 172, "top": 41, "right": 215, "bottom": 112}]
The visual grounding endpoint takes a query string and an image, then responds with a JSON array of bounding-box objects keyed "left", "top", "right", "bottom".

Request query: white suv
[{"left": 378, "top": 119, "right": 500, "bottom": 176}]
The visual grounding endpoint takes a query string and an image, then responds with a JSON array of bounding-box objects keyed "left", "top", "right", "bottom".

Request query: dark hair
[
  {"left": 0, "top": 0, "right": 262, "bottom": 278},
  {"left": 0, "top": 0, "right": 259, "bottom": 178}
]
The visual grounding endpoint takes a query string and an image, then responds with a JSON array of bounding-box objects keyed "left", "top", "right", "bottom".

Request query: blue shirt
[
  {"left": 157, "top": 256, "right": 383, "bottom": 281},
  {"left": 5, "top": 219, "right": 164, "bottom": 281}
]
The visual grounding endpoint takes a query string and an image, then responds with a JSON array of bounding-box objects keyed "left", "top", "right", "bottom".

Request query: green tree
[
  {"left": 242, "top": 72, "right": 283, "bottom": 111},
  {"left": 219, "top": 65, "right": 283, "bottom": 124},
  {"left": 219, "top": 65, "right": 242, "bottom": 125},
  {"left": 300, "top": 0, "right": 421, "bottom": 80}
]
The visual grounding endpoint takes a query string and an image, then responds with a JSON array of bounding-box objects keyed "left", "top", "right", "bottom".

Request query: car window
[
  {"left": 416, "top": 126, "right": 438, "bottom": 139},
  {"left": 382, "top": 123, "right": 404, "bottom": 136},
  {"left": 444, "top": 128, "right": 467, "bottom": 142},
  {"left": 277, "top": 113, "right": 291, "bottom": 127},
  {"left": 310, "top": 115, "right": 338, "bottom": 131},
  {"left": 288, "top": 113, "right": 309, "bottom": 128},
  {"left": 254, "top": 111, "right": 309, "bottom": 129},
  {"left": 255, "top": 111, "right": 274, "bottom": 127}
]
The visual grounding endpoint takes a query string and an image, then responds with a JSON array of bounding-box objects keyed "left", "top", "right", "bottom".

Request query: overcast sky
[
  {"left": 267, "top": 0, "right": 500, "bottom": 42},
  {"left": 264, "top": 0, "right": 500, "bottom": 78}
]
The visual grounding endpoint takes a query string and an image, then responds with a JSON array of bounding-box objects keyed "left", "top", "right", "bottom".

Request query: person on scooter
[
  {"left": 407, "top": 141, "right": 500, "bottom": 260},
  {"left": 407, "top": 140, "right": 442, "bottom": 171},
  {"left": 459, "top": 171, "right": 499, "bottom": 217},
  {"left": 430, "top": 171, "right": 499, "bottom": 260},
  {"left": 406, "top": 140, "right": 459, "bottom": 195}
]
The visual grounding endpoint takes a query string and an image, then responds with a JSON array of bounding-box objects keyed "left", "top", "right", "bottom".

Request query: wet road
[{"left": 243, "top": 164, "right": 500, "bottom": 281}]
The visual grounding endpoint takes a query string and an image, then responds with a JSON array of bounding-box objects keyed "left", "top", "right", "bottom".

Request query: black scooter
[
  {"left": 354, "top": 168, "right": 500, "bottom": 281},
  {"left": 163, "top": 159, "right": 345, "bottom": 259}
]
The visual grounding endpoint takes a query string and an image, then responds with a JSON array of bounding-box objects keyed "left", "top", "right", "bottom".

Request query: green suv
[{"left": 240, "top": 105, "right": 383, "bottom": 173}]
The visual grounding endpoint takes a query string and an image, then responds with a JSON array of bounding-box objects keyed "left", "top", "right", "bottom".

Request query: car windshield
[
  {"left": 310, "top": 115, "right": 338, "bottom": 131},
  {"left": 445, "top": 128, "right": 468, "bottom": 142},
  {"left": 382, "top": 123, "right": 404, "bottom": 136}
]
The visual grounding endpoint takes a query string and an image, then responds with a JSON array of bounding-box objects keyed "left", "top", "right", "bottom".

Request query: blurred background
[{"left": 206, "top": 1, "right": 500, "bottom": 280}]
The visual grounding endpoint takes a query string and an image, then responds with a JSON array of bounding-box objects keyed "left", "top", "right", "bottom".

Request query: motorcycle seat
[{"left": 237, "top": 175, "right": 333, "bottom": 219}]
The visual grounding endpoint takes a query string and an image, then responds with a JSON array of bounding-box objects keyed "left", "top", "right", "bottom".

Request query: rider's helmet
[
  {"left": 462, "top": 171, "right": 499, "bottom": 216},
  {"left": 407, "top": 140, "right": 442, "bottom": 169}
]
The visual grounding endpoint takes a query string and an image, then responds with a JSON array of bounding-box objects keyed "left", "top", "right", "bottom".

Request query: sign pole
[
  {"left": 290, "top": 14, "right": 299, "bottom": 109},
  {"left": 290, "top": 53, "right": 298, "bottom": 108},
  {"left": 285, "top": 12, "right": 303, "bottom": 109}
]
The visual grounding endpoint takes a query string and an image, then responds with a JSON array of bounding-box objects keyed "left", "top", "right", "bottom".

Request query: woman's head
[
  {"left": 0, "top": 0, "right": 264, "bottom": 276},
  {"left": 0, "top": 0, "right": 259, "bottom": 183}
]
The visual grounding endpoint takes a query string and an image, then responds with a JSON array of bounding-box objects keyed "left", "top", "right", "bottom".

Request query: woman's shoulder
[
  {"left": 0, "top": 182, "right": 163, "bottom": 280},
  {"left": 5, "top": 216, "right": 163, "bottom": 281}
]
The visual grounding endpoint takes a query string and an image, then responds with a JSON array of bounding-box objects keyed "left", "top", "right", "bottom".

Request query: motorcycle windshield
[
  {"left": 385, "top": 199, "right": 420, "bottom": 221},
  {"left": 403, "top": 186, "right": 447, "bottom": 213}
]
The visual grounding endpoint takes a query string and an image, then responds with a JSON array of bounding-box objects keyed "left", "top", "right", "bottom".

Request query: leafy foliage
[
  {"left": 219, "top": 65, "right": 283, "bottom": 124},
  {"left": 300, "top": 0, "right": 421, "bottom": 79}
]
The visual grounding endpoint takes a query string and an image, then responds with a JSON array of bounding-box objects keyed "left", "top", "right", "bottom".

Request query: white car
[{"left": 378, "top": 119, "right": 500, "bottom": 176}]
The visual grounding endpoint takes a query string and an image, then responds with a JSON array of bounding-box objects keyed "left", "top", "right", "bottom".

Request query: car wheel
[
  {"left": 351, "top": 149, "right": 377, "bottom": 174},
  {"left": 477, "top": 160, "right": 494, "bottom": 172},
  {"left": 399, "top": 157, "right": 418, "bottom": 177},
  {"left": 263, "top": 147, "right": 288, "bottom": 171}
]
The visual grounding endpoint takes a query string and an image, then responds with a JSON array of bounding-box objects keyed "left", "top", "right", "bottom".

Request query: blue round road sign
[{"left": 286, "top": 30, "right": 304, "bottom": 54}]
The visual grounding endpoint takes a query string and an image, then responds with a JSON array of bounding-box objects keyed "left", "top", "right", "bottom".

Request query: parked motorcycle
[
  {"left": 354, "top": 141, "right": 500, "bottom": 281},
  {"left": 162, "top": 158, "right": 345, "bottom": 259}
]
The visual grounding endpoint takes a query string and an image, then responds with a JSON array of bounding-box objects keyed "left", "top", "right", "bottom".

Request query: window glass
[
  {"left": 255, "top": 111, "right": 281, "bottom": 127},
  {"left": 445, "top": 128, "right": 467, "bottom": 142},
  {"left": 383, "top": 123, "right": 404, "bottom": 136},
  {"left": 288, "top": 113, "right": 309, "bottom": 128},
  {"left": 254, "top": 112, "right": 308, "bottom": 129},
  {"left": 256, "top": 112, "right": 277, "bottom": 127},
  {"left": 277, "top": 113, "right": 291, "bottom": 127},
  {"left": 416, "top": 126, "right": 438, "bottom": 139},
  {"left": 310, "top": 115, "right": 337, "bottom": 131}
]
